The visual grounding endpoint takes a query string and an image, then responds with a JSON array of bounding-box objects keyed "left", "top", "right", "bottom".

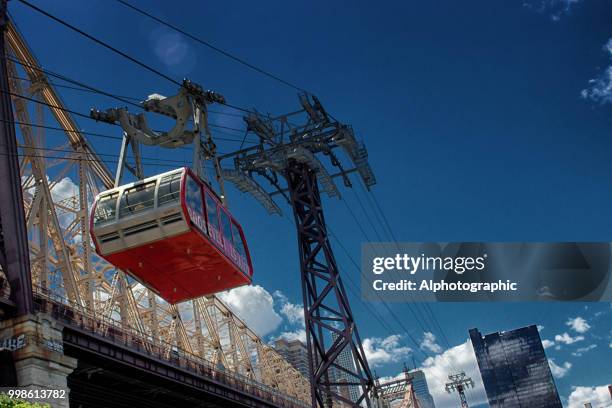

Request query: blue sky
[{"left": 10, "top": 0, "right": 612, "bottom": 407}]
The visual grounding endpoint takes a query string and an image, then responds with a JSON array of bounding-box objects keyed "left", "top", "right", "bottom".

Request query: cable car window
[
  {"left": 185, "top": 176, "right": 204, "bottom": 213},
  {"left": 119, "top": 181, "right": 156, "bottom": 218},
  {"left": 231, "top": 221, "right": 246, "bottom": 257},
  {"left": 158, "top": 173, "right": 181, "bottom": 207},
  {"left": 220, "top": 210, "right": 233, "bottom": 244},
  {"left": 94, "top": 192, "right": 119, "bottom": 225},
  {"left": 205, "top": 192, "right": 219, "bottom": 229},
  {"left": 185, "top": 175, "right": 206, "bottom": 232}
]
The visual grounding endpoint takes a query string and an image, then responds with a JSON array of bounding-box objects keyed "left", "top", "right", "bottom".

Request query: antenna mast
[{"left": 445, "top": 372, "right": 474, "bottom": 408}]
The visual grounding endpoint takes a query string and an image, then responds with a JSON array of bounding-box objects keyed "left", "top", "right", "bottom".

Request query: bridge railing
[{"left": 31, "top": 285, "right": 309, "bottom": 408}]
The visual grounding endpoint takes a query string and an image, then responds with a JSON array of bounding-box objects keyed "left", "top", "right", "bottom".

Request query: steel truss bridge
[
  {"left": 377, "top": 373, "right": 422, "bottom": 408},
  {"left": 0, "top": 19, "right": 311, "bottom": 408}
]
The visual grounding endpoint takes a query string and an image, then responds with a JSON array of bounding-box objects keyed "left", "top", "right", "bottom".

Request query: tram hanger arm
[{"left": 90, "top": 89, "right": 197, "bottom": 148}]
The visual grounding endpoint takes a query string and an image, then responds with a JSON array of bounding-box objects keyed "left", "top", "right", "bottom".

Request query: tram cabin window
[
  {"left": 185, "top": 175, "right": 206, "bottom": 231},
  {"left": 119, "top": 181, "right": 156, "bottom": 218},
  {"left": 220, "top": 210, "right": 233, "bottom": 244},
  {"left": 185, "top": 176, "right": 204, "bottom": 214},
  {"left": 205, "top": 192, "right": 219, "bottom": 229},
  {"left": 232, "top": 221, "right": 246, "bottom": 258},
  {"left": 157, "top": 173, "right": 181, "bottom": 207},
  {"left": 94, "top": 192, "right": 119, "bottom": 225}
]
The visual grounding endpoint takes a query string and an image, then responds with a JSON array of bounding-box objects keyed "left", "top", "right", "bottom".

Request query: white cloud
[
  {"left": 581, "top": 38, "right": 612, "bottom": 104},
  {"left": 554, "top": 332, "right": 585, "bottom": 345},
  {"left": 280, "top": 301, "right": 304, "bottom": 326},
  {"left": 420, "top": 332, "right": 443, "bottom": 354},
  {"left": 50, "top": 177, "right": 79, "bottom": 230},
  {"left": 362, "top": 335, "right": 412, "bottom": 368},
  {"left": 548, "top": 359, "right": 572, "bottom": 378},
  {"left": 582, "top": 66, "right": 612, "bottom": 103},
  {"left": 420, "top": 339, "right": 488, "bottom": 408},
  {"left": 272, "top": 291, "right": 306, "bottom": 342},
  {"left": 566, "top": 316, "right": 591, "bottom": 334},
  {"left": 218, "top": 285, "right": 282, "bottom": 337},
  {"left": 276, "top": 329, "right": 307, "bottom": 343},
  {"left": 542, "top": 339, "right": 555, "bottom": 349},
  {"left": 568, "top": 385, "right": 612, "bottom": 408},
  {"left": 572, "top": 344, "right": 597, "bottom": 357},
  {"left": 524, "top": 0, "right": 583, "bottom": 21},
  {"left": 51, "top": 177, "right": 79, "bottom": 203},
  {"left": 376, "top": 373, "right": 403, "bottom": 385},
  {"left": 537, "top": 325, "right": 545, "bottom": 332}
]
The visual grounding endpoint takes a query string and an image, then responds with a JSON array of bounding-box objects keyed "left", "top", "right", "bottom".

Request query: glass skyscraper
[
  {"left": 273, "top": 338, "right": 309, "bottom": 378},
  {"left": 469, "top": 325, "right": 563, "bottom": 408},
  {"left": 408, "top": 370, "right": 436, "bottom": 408},
  {"left": 331, "top": 331, "right": 361, "bottom": 403}
]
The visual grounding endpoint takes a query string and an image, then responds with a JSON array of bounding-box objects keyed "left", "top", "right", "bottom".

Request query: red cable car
[{"left": 90, "top": 167, "right": 253, "bottom": 304}]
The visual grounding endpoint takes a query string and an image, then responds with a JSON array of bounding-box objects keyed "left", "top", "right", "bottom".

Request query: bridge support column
[{"left": 0, "top": 313, "right": 77, "bottom": 408}]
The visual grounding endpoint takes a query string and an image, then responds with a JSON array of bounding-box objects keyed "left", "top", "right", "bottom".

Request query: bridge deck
[{"left": 32, "top": 287, "right": 309, "bottom": 408}]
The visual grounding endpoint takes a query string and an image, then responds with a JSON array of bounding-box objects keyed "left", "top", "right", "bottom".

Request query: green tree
[{"left": 0, "top": 394, "right": 50, "bottom": 408}]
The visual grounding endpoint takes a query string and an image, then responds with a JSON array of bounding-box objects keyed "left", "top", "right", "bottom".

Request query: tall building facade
[
  {"left": 387, "top": 369, "right": 435, "bottom": 408},
  {"left": 331, "top": 331, "right": 361, "bottom": 403},
  {"left": 273, "top": 338, "right": 309, "bottom": 378},
  {"left": 409, "top": 370, "right": 436, "bottom": 408},
  {"left": 469, "top": 325, "right": 563, "bottom": 408}
]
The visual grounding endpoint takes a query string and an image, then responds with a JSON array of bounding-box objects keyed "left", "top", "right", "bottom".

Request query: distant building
[
  {"left": 469, "top": 325, "right": 562, "bottom": 408},
  {"left": 331, "top": 331, "right": 361, "bottom": 403},
  {"left": 385, "top": 369, "right": 435, "bottom": 408},
  {"left": 273, "top": 338, "right": 309, "bottom": 378},
  {"left": 335, "top": 377, "right": 353, "bottom": 407},
  {"left": 408, "top": 370, "right": 436, "bottom": 408}
]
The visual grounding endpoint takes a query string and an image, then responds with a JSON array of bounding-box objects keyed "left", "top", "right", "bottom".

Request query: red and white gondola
[{"left": 90, "top": 167, "right": 253, "bottom": 304}]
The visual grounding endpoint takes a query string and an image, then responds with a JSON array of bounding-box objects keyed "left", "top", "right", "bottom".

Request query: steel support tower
[
  {"left": 220, "top": 94, "right": 377, "bottom": 408},
  {"left": 445, "top": 372, "right": 474, "bottom": 408},
  {"left": 287, "top": 160, "right": 368, "bottom": 408},
  {"left": 0, "top": 0, "right": 33, "bottom": 317}
]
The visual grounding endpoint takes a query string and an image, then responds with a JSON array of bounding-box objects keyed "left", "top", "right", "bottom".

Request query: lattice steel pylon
[
  {"left": 220, "top": 94, "right": 377, "bottom": 408},
  {"left": 1, "top": 16, "right": 312, "bottom": 404},
  {"left": 445, "top": 372, "right": 474, "bottom": 408}
]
